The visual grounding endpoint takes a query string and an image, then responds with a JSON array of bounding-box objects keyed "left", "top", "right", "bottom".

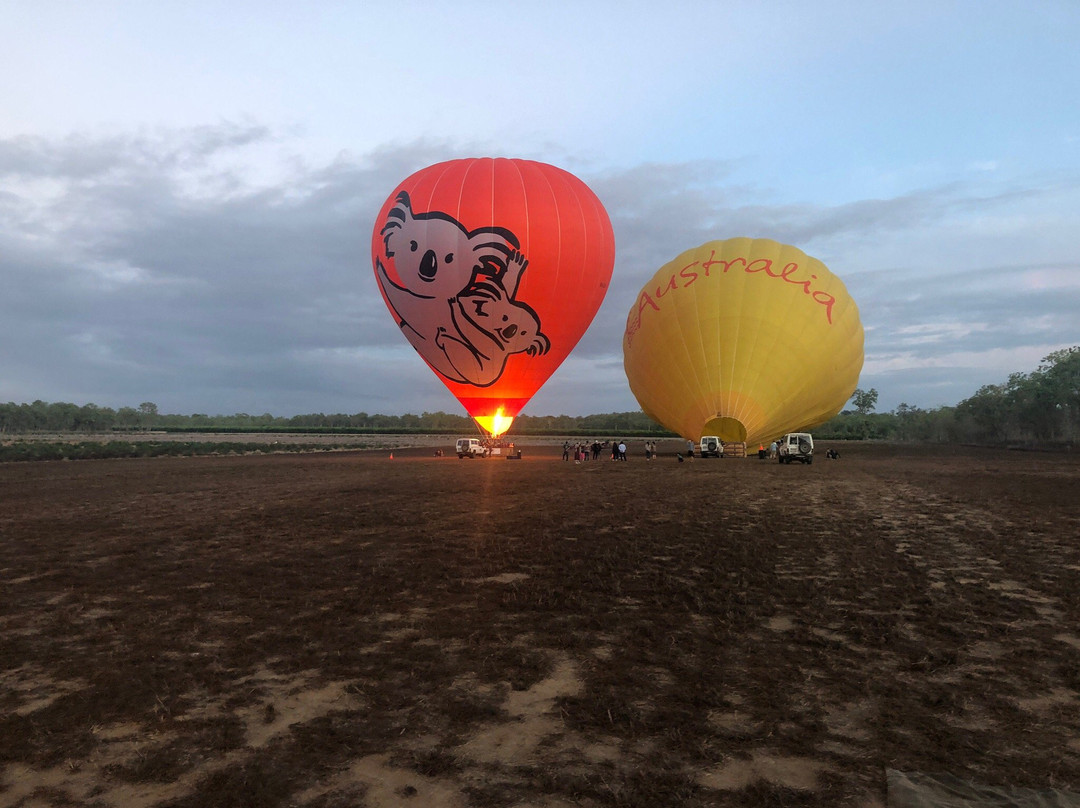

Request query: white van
[
  {"left": 455, "top": 438, "right": 489, "bottom": 458},
  {"left": 777, "top": 433, "right": 814, "bottom": 464}
]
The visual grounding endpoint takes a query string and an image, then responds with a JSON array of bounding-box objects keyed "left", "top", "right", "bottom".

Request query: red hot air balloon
[{"left": 371, "top": 158, "right": 615, "bottom": 436}]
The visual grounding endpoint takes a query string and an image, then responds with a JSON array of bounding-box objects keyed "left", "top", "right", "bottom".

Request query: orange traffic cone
[{"left": 389, "top": 451, "right": 394, "bottom": 460}]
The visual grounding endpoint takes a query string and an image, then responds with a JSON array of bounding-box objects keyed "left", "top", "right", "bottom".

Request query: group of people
[
  {"left": 563, "top": 440, "right": 604, "bottom": 461},
  {"left": 563, "top": 439, "right": 657, "bottom": 462},
  {"left": 558, "top": 437, "right": 838, "bottom": 462}
]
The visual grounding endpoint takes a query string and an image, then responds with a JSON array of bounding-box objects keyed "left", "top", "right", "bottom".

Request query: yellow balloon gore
[{"left": 622, "top": 238, "right": 864, "bottom": 445}]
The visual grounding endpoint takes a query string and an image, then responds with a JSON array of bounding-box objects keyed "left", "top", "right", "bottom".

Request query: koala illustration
[
  {"left": 437, "top": 259, "right": 551, "bottom": 387},
  {"left": 375, "top": 192, "right": 549, "bottom": 386}
]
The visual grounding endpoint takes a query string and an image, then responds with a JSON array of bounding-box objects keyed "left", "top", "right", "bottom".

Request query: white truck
[
  {"left": 699, "top": 436, "right": 724, "bottom": 458},
  {"left": 455, "top": 438, "right": 489, "bottom": 458},
  {"left": 777, "top": 432, "right": 814, "bottom": 464}
]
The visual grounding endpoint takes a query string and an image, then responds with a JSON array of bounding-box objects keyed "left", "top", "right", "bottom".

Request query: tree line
[
  {"left": 2, "top": 347, "right": 1076, "bottom": 445},
  {"left": 0, "top": 400, "right": 670, "bottom": 437},
  {"left": 820, "top": 346, "right": 1080, "bottom": 445}
]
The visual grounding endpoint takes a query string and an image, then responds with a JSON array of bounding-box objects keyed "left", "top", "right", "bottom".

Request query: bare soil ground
[{"left": 2, "top": 441, "right": 1079, "bottom": 807}]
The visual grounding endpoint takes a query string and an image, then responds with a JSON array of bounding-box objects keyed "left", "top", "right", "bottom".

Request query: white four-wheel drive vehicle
[
  {"left": 699, "top": 436, "right": 724, "bottom": 457},
  {"left": 777, "top": 433, "right": 814, "bottom": 464},
  {"left": 455, "top": 438, "right": 489, "bottom": 458}
]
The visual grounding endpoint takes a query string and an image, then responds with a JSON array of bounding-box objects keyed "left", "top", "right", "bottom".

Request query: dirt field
[{"left": 2, "top": 441, "right": 1079, "bottom": 807}]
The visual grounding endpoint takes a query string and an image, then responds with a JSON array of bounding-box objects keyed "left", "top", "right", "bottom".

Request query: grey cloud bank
[{"left": 2, "top": 127, "right": 1078, "bottom": 418}]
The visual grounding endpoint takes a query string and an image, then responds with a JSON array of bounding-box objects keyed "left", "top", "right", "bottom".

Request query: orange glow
[{"left": 474, "top": 408, "right": 514, "bottom": 438}]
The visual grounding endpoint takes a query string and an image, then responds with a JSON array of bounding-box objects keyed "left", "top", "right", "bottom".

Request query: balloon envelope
[
  {"left": 372, "top": 158, "right": 615, "bottom": 436},
  {"left": 622, "top": 238, "right": 864, "bottom": 446}
]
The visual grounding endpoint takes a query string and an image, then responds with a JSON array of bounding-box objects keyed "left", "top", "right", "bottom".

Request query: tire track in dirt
[{"left": 809, "top": 474, "right": 1080, "bottom": 789}]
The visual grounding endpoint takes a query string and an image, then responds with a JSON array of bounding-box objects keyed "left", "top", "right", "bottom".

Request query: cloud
[
  {"left": 2, "top": 126, "right": 1078, "bottom": 417},
  {"left": 0, "top": 127, "right": 418, "bottom": 411},
  {"left": 0, "top": 124, "right": 274, "bottom": 183}
]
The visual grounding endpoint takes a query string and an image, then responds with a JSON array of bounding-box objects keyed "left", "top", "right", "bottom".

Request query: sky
[{"left": 2, "top": 0, "right": 1079, "bottom": 418}]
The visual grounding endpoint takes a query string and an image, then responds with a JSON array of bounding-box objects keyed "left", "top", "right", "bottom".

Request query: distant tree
[
  {"left": 893, "top": 403, "right": 922, "bottom": 442},
  {"left": 1002, "top": 348, "right": 1076, "bottom": 440},
  {"left": 137, "top": 402, "right": 159, "bottom": 429},
  {"left": 851, "top": 388, "right": 879, "bottom": 415},
  {"left": 1031, "top": 347, "right": 1080, "bottom": 440},
  {"left": 47, "top": 401, "right": 79, "bottom": 431},
  {"left": 116, "top": 407, "right": 140, "bottom": 430},
  {"left": 76, "top": 403, "right": 113, "bottom": 431},
  {"left": 888, "top": 403, "right": 959, "bottom": 443},
  {"left": 956, "top": 383, "right": 1012, "bottom": 441}
]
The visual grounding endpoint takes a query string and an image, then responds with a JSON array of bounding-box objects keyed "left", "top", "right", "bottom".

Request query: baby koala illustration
[
  {"left": 375, "top": 192, "right": 549, "bottom": 386},
  {"left": 438, "top": 255, "right": 550, "bottom": 386}
]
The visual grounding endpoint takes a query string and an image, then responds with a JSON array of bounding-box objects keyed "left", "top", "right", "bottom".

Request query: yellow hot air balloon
[{"left": 622, "top": 237, "right": 864, "bottom": 446}]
